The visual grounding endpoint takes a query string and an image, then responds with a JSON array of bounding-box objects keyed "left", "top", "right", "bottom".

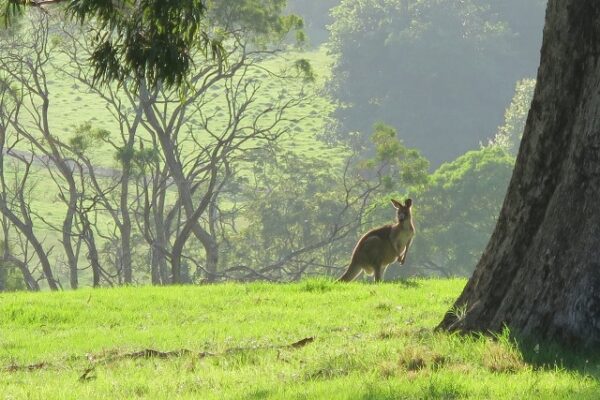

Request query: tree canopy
[
  {"left": 2, "top": 0, "right": 303, "bottom": 88},
  {"left": 413, "top": 146, "right": 514, "bottom": 276}
]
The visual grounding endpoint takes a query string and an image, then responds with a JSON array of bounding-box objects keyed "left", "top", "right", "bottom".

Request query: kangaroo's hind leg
[
  {"left": 337, "top": 262, "right": 363, "bottom": 282},
  {"left": 373, "top": 265, "right": 385, "bottom": 282}
]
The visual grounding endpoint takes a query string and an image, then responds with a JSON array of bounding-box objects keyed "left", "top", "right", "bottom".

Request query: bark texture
[{"left": 438, "top": 0, "right": 600, "bottom": 347}]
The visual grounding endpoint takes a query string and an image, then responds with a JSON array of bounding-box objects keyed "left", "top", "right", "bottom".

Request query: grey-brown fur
[{"left": 337, "top": 199, "right": 415, "bottom": 282}]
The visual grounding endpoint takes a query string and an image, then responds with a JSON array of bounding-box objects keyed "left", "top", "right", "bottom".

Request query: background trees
[
  {"left": 0, "top": 3, "right": 316, "bottom": 288},
  {"left": 327, "top": 0, "right": 545, "bottom": 165},
  {"left": 224, "top": 123, "right": 429, "bottom": 281},
  {"left": 411, "top": 146, "right": 514, "bottom": 277},
  {"left": 0, "top": 0, "right": 546, "bottom": 289}
]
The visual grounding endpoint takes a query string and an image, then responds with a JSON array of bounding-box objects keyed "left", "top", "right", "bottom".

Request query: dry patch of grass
[
  {"left": 482, "top": 339, "right": 527, "bottom": 373},
  {"left": 399, "top": 345, "right": 448, "bottom": 372}
]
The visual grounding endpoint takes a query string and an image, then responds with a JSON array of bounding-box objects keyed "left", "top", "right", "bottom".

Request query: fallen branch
[
  {"left": 97, "top": 336, "right": 315, "bottom": 364},
  {"left": 3, "top": 336, "right": 316, "bottom": 376},
  {"left": 5, "top": 362, "right": 46, "bottom": 372},
  {"left": 104, "top": 348, "right": 192, "bottom": 362},
  {"left": 78, "top": 366, "right": 95, "bottom": 382}
]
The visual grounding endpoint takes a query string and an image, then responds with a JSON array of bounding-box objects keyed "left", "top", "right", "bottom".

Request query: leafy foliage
[
  {"left": 286, "top": 0, "right": 340, "bottom": 45},
  {"left": 412, "top": 145, "right": 514, "bottom": 275},
  {"left": 490, "top": 78, "right": 536, "bottom": 155},
  {"left": 66, "top": 0, "right": 214, "bottom": 87},
  {"left": 0, "top": 260, "right": 26, "bottom": 291},
  {"left": 1, "top": 0, "right": 22, "bottom": 27},
  {"left": 63, "top": 0, "right": 305, "bottom": 88}
]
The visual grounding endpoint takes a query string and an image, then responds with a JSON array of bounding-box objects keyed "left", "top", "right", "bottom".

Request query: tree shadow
[
  {"left": 242, "top": 389, "right": 274, "bottom": 400},
  {"left": 388, "top": 278, "right": 421, "bottom": 288},
  {"left": 511, "top": 334, "right": 600, "bottom": 380}
]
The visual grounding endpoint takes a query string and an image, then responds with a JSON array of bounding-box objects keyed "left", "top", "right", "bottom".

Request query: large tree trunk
[{"left": 438, "top": 0, "right": 600, "bottom": 347}]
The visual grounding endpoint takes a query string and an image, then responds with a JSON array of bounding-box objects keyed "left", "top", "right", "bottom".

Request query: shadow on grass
[
  {"left": 388, "top": 278, "right": 421, "bottom": 288},
  {"left": 243, "top": 389, "right": 272, "bottom": 400},
  {"left": 513, "top": 335, "right": 600, "bottom": 379},
  {"left": 356, "top": 386, "right": 600, "bottom": 400},
  {"left": 455, "top": 326, "right": 600, "bottom": 380},
  {"left": 435, "top": 325, "right": 600, "bottom": 385}
]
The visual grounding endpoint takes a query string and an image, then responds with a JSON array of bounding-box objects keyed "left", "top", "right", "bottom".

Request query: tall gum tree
[{"left": 439, "top": 0, "right": 600, "bottom": 347}]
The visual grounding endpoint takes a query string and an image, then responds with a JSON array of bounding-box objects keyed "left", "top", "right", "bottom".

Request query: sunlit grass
[
  {"left": 1, "top": 279, "right": 598, "bottom": 399},
  {"left": 28, "top": 47, "right": 341, "bottom": 168}
]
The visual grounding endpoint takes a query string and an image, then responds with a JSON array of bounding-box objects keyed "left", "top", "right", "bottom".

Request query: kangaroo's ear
[
  {"left": 405, "top": 198, "right": 413, "bottom": 208},
  {"left": 391, "top": 199, "right": 402, "bottom": 209}
]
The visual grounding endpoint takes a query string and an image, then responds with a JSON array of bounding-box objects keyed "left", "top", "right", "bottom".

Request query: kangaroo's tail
[{"left": 337, "top": 263, "right": 362, "bottom": 282}]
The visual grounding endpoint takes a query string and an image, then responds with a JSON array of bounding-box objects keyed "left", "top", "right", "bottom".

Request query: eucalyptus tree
[
  {"left": 439, "top": 0, "right": 600, "bottom": 348},
  {"left": 59, "top": 0, "right": 307, "bottom": 284},
  {"left": 0, "top": 12, "right": 83, "bottom": 289},
  {"left": 1, "top": 0, "right": 218, "bottom": 89},
  {"left": 0, "top": 75, "right": 49, "bottom": 290}
]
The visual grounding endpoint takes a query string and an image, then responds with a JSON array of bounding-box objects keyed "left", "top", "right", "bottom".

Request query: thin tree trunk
[
  {"left": 438, "top": 0, "right": 600, "bottom": 347},
  {"left": 120, "top": 153, "right": 134, "bottom": 284},
  {"left": 80, "top": 212, "right": 101, "bottom": 287},
  {"left": 62, "top": 184, "right": 79, "bottom": 290},
  {"left": 121, "top": 217, "right": 132, "bottom": 284},
  {"left": 205, "top": 200, "right": 219, "bottom": 282},
  {"left": 0, "top": 209, "right": 58, "bottom": 290}
]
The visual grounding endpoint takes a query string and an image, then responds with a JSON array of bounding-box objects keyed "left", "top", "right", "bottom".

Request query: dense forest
[{"left": 0, "top": 0, "right": 544, "bottom": 290}]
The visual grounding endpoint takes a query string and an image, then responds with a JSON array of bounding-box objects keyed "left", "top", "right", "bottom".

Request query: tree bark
[
  {"left": 438, "top": 0, "right": 600, "bottom": 347},
  {"left": 4, "top": 255, "right": 40, "bottom": 291},
  {"left": 80, "top": 211, "right": 101, "bottom": 287}
]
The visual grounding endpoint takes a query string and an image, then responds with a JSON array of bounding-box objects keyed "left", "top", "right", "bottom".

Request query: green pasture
[
  {"left": 35, "top": 46, "right": 341, "bottom": 168},
  {"left": 1, "top": 279, "right": 598, "bottom": 399}
]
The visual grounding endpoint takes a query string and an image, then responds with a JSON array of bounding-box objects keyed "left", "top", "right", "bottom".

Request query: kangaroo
[{"left": 337, "top": 199, "right": 414, "bottom": 282}]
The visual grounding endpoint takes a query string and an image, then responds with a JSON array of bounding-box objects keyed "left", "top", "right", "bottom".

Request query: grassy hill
[
  {"left": 33, "top": 46, "right": 340, "bottom": 167},
  {"left": 1, "top": 279, "right": 598, "bottom": 399}
]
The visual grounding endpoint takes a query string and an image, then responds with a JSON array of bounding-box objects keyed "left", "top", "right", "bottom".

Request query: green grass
[
  {"left": 1, "top": 279, "right": 598, "bottom": 399},
  {"left": 34, "top": 46, "right": 341, "bottom": 168}
]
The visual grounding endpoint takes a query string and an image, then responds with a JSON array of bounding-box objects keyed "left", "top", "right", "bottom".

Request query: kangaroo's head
[{"left": 391, "top": 198, "right": 412, "bottom": 223}]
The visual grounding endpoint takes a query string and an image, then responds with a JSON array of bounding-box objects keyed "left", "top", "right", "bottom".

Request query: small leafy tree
[
  {"left": 410, "top": 145, "right": 514, "bottom": 276},
  {"left": 286, "top": 0, "right": 340, "bottom": 45}
]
